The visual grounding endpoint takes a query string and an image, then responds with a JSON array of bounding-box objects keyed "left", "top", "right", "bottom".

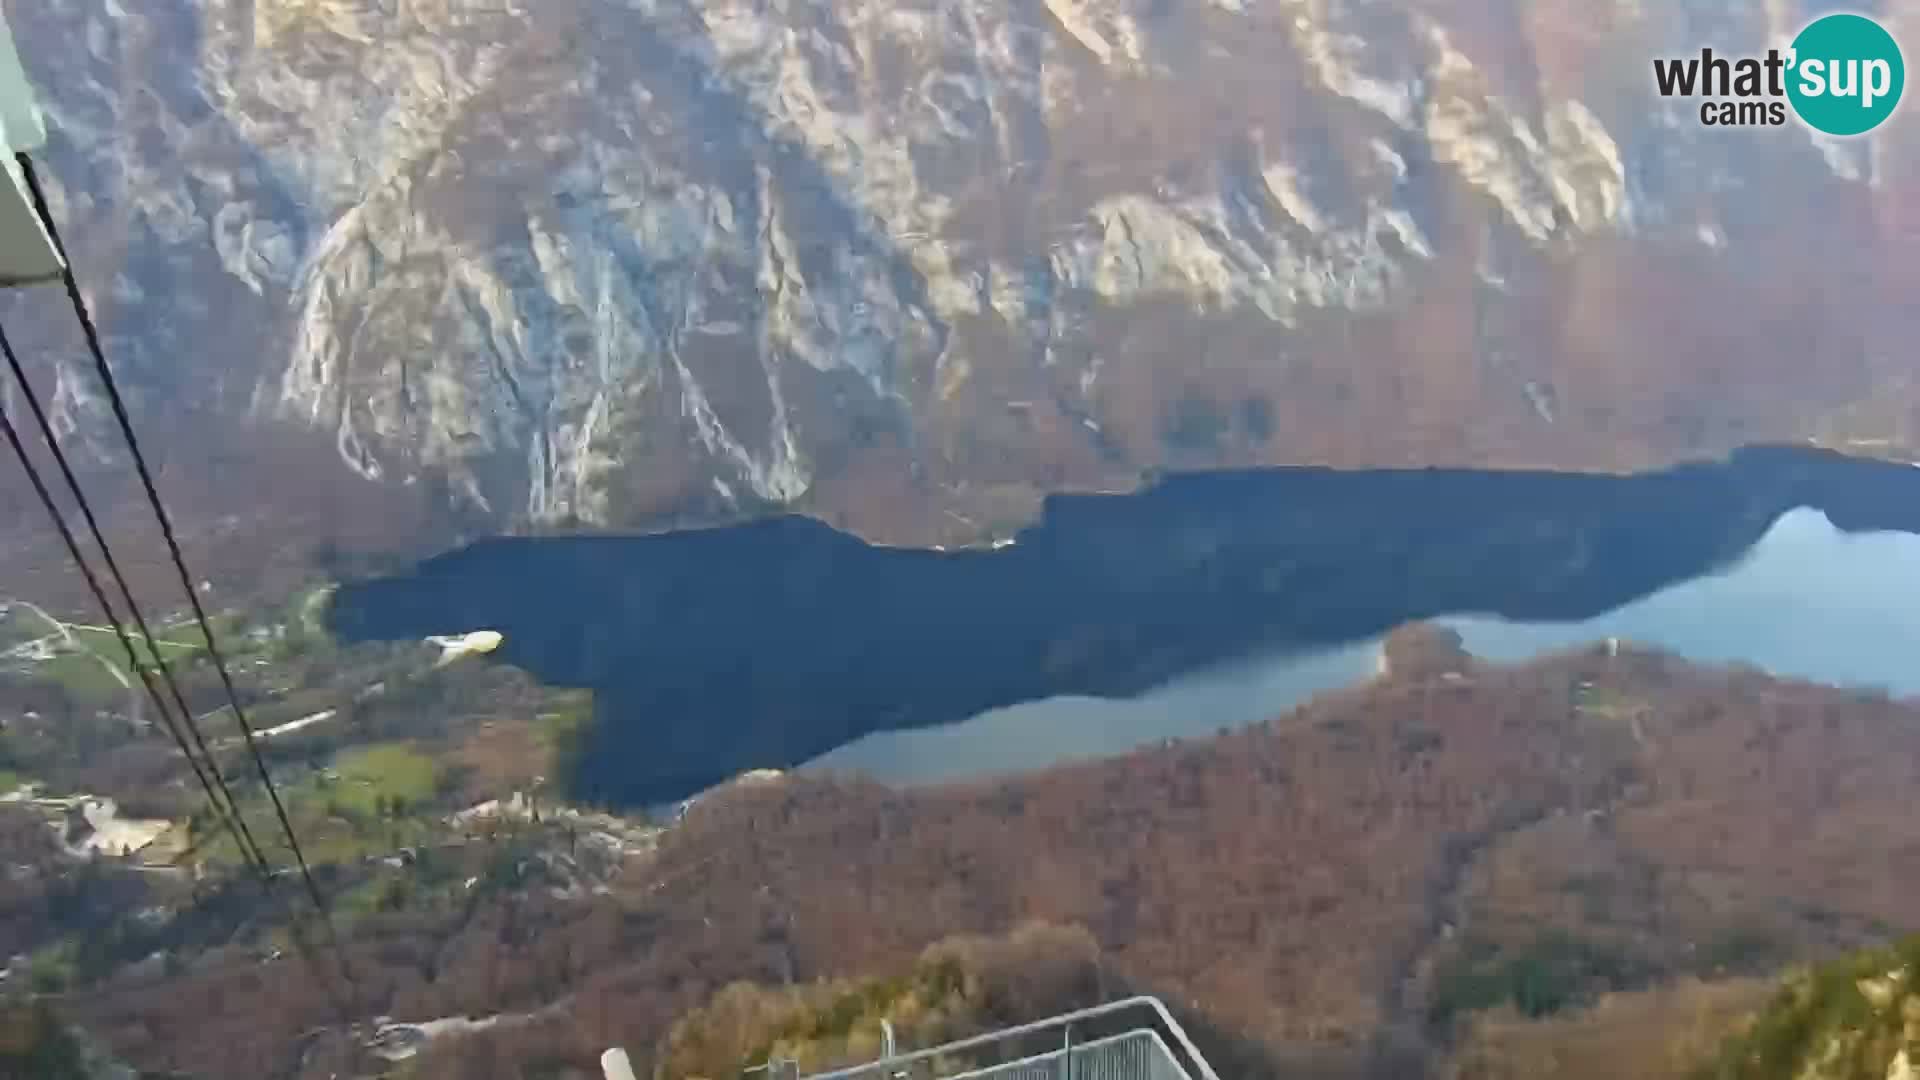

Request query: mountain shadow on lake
[{"left": 326, "top": 446, "right": 1920, "bottom": 807}]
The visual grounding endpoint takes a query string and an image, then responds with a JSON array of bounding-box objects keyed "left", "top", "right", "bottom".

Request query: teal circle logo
[{"left": 1787, "top": 13, "right": 1905, "bottom": 136}]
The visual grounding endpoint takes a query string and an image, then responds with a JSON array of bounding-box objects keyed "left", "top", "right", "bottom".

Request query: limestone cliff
[{"left": 5, "top": 0, "right": 1918, "bottom": 551}]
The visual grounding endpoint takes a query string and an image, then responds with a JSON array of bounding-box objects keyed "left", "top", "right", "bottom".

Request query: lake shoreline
[{"left": 329, "top": 446, "right": 1920, "bottom": 807}]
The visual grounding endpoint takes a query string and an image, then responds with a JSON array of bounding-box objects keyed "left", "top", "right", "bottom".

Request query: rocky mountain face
[
  {"left": 1698, "top": 936, "right": 1920, "bottom": 1080},
  {"left": 5, "top": 0, "right": 1919, "bottom": 557}
]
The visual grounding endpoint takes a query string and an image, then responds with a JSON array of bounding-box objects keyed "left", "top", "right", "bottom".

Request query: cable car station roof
[{"left": 0, "top": 9, "right": 64, "bottom": 289}]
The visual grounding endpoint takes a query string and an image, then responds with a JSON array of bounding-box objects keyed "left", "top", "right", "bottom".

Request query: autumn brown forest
[{"left": 1, "top": 635, "right": 1902, "bottom": 1079}]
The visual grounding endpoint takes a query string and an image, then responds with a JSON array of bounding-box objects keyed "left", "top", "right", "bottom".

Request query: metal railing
[
  {"left": 940, "top": 1028, "right": 1190, "bottom": 1080},
  {"left": 792, "top": 996, "right": 1219, "bottom": 1080}
]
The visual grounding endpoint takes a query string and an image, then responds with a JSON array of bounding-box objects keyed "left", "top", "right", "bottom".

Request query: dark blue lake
[
  {"left": 812, "top": 505, "right": 1920, "bottom": 784},
  {"left": 327, "top": 446, "right": 1920, "bottom": 806}
]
